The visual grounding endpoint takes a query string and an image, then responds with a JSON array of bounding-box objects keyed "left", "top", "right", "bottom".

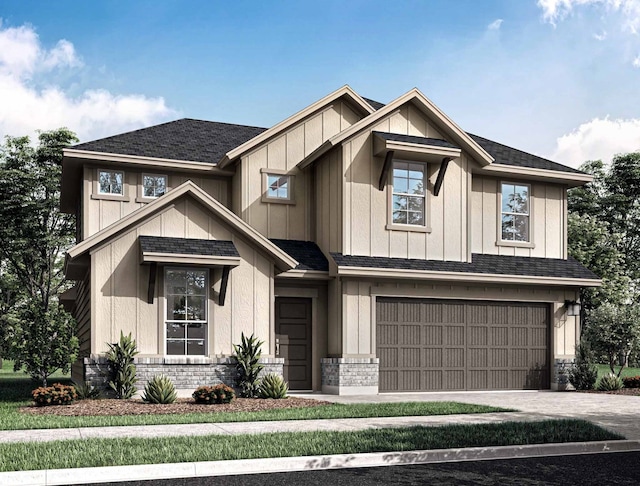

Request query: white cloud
[
  {"left": 538, "top": 0, "right": 640, "bottom": 33},
  {"left": 633, "top": 55, "right": 640, "bottom": 66},
  {"left": 593, "top": 30, "right": 607, "bottom": 40},
  {"left": 551, "top": 117, "right": 640, "bottom": 166},
  {"left": 488, "top": 19, "right": 504, "bottom": 30},
  {"left": 0, "top": 22, "right": 175, "bottom": 142}
]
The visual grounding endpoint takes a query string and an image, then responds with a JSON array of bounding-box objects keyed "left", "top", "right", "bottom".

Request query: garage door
[{"left": 376, "top": 298, "right": 550, "bottom": 392}]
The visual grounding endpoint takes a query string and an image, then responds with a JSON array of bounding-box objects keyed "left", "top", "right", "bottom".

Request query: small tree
[
  {"left": 233, "top": 332, "right": 264, "bottom": 398},
  {"left": 0, "top": 129, "right": 79, "bottom": 384},
  {"left": 568, "top": 340, "right": 598, "bottom": 390},
  {"left": 584, "top": 303, "right": 640, "bottom": 376}
]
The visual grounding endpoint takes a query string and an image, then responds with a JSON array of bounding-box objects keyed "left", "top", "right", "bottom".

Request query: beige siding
[
  {"left": 336, "top": 279, "right": 579, "bottom": 358},
  {"left": 342, "top": 104, "right": 469, "bottom": 261},
  {"left": 471, "top": 176, "right": 565, "bottom": 258},
  {"left": 90, "top": 196, "right": 274, "bottom": 357},
  {"left": 237, "top": 100, "right": 363, "bottom": 240},
  {"left": 314, "top": 147, "right": 343, "bottom": 254},
  {"left": 83, "top": 166, "right": 230, "bottom": 239}
]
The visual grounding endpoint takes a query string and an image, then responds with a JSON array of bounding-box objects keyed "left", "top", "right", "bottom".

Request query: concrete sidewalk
[{"left": 0, "top": 411, "right": 548, "bottom": 444}]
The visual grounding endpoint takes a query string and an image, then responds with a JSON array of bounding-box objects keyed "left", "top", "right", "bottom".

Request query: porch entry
[{"left": 275, "top": 297, "right": 312, "bottom": 390}]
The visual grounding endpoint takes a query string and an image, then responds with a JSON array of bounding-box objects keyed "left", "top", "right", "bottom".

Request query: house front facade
[{"left": 60, "top": 86, "right": 600, "bottom": 394}]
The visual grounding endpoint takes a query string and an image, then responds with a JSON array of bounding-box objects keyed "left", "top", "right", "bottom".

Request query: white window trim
[
  {"left": 136, "top": 172, "right": 169, "bottom": 202},
  {"left": 386, "top": 159, "right": 432, "bottom": 233},
  {"left": 261, "top": 168, "right": 295, "bottom": 204},
  {"left": 91, "top": 168, "right": 130, "bottom": 201},
  {"left": 496, "top": 180, "right": 535, "bottom": 248},
  {"left": 163, "top": 266, "right": 209, "bottom": 356}
]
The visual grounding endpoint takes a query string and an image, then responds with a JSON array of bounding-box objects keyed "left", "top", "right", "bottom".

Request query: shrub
[
  {"left": 73, "top": 380, "right": 101, "bottom": 400},
  {"left": 32, "top": 383, "right": 77, "bottom": 406},
  {"left": 622, "top": 376, "right": 640, "bottom": 388},
  {"left": 568, "top": 342, "right": 598, "bottom": 390},
  {"left": 106, "top": 331, "right": 139, "bottom": 399},
  {"left": 259, "top": 373, "right": 288, "bottom": 399},
  {"left": 233, "top": 333, "right": 264, "bottom": 398},
  {"left": 597, "top": 372, "right": 624, "bottom": 391},
  {"left": 142, "top": 375, "right": 177, "bottom": 404},
  {"left": 192, "top": 384, "right": 236, "bottom": 404}
]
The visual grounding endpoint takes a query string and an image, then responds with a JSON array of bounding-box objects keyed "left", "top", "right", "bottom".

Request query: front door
[{"left": 275, "top": 297, "right": 312, "bottom": 390}]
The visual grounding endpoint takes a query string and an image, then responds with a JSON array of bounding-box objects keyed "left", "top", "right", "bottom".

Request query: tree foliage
[
  {"left": 0, "top": 128, "right": 79, "bottom": 385},
  {"left": 583, "top": 303, "right": 640, "bottom": 376}
]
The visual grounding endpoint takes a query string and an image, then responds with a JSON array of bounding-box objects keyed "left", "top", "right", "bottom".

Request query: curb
[{"left": 2, "top": 440, "right": 640, "bottom": 486}]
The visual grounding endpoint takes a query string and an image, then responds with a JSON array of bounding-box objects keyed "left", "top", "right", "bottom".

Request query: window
[
  {"left": 142, "top": 174, "right": 167, "bottom": 198},
  {"left": 267, "top": 174, "right": 290, "bottom": 199},
  {"left": 261, "top": 169, "right": 294, "bottom": 203},
  {"left": 392, "top": 162, "right": 426, "bottom": 226},
  {"left": 501, "top": 182, "right": 530, "bottom": 242},
  {"left": 98, "top": 170, "right": 124, "bottom": 195},
  {"left": 165, "top": 268, "right": 208, "bottom": 356}
]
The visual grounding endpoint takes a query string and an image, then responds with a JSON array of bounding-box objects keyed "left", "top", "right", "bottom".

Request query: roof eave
[
  {"left": 336, "top": 265, "right": 602, "bottom": 287},
  {"left": 477, "top": 163, "right": 594, "bottom": 187}
]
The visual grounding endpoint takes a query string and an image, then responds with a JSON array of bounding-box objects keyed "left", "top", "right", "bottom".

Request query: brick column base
[{"left": 321, "top": 357, "right": 379, "bottom": 395}]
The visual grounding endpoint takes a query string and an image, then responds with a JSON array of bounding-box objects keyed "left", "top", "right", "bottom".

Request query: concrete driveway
[{"left": 295, "top": 391, "right": 640, "bottom": 440}]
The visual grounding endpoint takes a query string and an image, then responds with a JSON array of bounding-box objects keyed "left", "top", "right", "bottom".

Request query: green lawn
[
  {"left": 596, "top": 364, "right": 640, "bottom": 380},
  {"left": 0, "top": 361, "right": 510, "bottom": 430},
  {"left": 0, "top": 420, "right": 621, "bottom": 472}
]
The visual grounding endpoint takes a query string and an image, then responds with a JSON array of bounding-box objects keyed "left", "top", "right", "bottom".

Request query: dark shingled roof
[
  {"left": 331, "top": 253, "right": 599, "bottom": 280},
  {"left": 73, "top": 118, "right": 266, "bottom": 164},
  {"left": 71, "top": 98, "right": 582, "bottom": 175},
  {"left": 270, "top": 239, "right": 328, "bottom": 271},
  {"left": 139, "top": 236, "right": 239, "bottom": 257},
  {"left": 362, "top": 97, "right": 386, "bottom": 111},
  {"left": 467, "top": 133, "right": 583, "bottom": 175},
  {"left": 372, "top": 131, "right": 459, "bottom": 150}
]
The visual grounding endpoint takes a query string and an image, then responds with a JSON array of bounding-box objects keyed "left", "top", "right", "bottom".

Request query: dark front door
[{"left": 275, "top": 297, "right": 312, "bottom": 390}]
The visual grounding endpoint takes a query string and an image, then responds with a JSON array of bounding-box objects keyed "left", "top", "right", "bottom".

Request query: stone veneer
[
  {"left": 321, "top": 357, "right": 379, "bottom": 395},
  {"left": 552, "top": 358, "right": 575, "bottom": 391},
  {"left": 83, "top": 356, "right": 284, "bottom": 392}
]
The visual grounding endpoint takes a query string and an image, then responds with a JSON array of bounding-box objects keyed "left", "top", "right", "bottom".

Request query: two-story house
[{"left": 60, "top": 86, "right": 600, "bottom": 394}]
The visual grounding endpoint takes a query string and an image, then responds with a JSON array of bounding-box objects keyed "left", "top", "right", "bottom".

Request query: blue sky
[{"left": 1, "top": 0, "right": 640, "bottom": 167}]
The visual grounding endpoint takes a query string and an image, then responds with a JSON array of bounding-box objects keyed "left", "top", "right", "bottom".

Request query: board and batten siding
[
  {"left": 339, "top": 280, "right": 579, "bottom": 358},
  {"left": 70, "top": 275, "right": 91, "bottom": 383},
  {"left": 90, "top": 196, "right": 274, "bottom": 357},
  {"left": 470, "top": 176, "right": 565, "bottom": 258},
  {"left": 235, "top": 100, "right": 362, "bottom": 241},
  {"left": 82, "top": 167, "right": 231, "bottom": 240},
  {"left": 341, "top": 104, "right": 469, "bottom": 262},
  {"left": 314, "top": 147, "right": 343, "bottom": 254}
]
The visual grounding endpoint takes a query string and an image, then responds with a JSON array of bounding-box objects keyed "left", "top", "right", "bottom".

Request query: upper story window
[
  {"left": 391, "top": 162, "right": 426, "bottom": 226},
  {"left": 261, "top": 169, "right": 295, "bottom": 204},
  {"left": 142, "top": 174, "right": 167, "bottom": 198},
  {"left": 165, "top": 267, "right": 208, "bottom": 356},
  {"left": 501, "top": 182, "right": 530, "bottom": 242},
  {"left": 98, "top": 169, "right": 124, "bottom": 195}
]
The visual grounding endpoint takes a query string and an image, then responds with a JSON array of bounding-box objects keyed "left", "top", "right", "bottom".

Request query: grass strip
[
  {"left": 0, "top": 420, "right": 622, "bottom": 472},
  {"left": 0, "top": 400, "right": 510, "bottom": 430}
]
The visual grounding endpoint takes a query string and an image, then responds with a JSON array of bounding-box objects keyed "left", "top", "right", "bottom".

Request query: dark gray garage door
[{"left": 376, "top": 298, "right": 550, "bottom": 392}]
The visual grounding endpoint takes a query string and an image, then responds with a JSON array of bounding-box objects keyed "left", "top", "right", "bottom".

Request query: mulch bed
[
  {"left": 20, "top": 397, "right": 332, "bottom": 416},
  {"left": 579, "top": 388, "right": 640, "bottom": 396}
]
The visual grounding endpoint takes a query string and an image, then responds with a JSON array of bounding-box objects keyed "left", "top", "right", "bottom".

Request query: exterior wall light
[{"left": 564, "top": 300, "right": 581, "bottom": 316}]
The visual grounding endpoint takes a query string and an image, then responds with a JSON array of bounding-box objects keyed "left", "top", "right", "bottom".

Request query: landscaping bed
[
  {"left": 20, "top": 396, "right": 330, "bottom": 416},
  {"left": 580, "top": 388, "right": 640, "bottom": 396}
]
